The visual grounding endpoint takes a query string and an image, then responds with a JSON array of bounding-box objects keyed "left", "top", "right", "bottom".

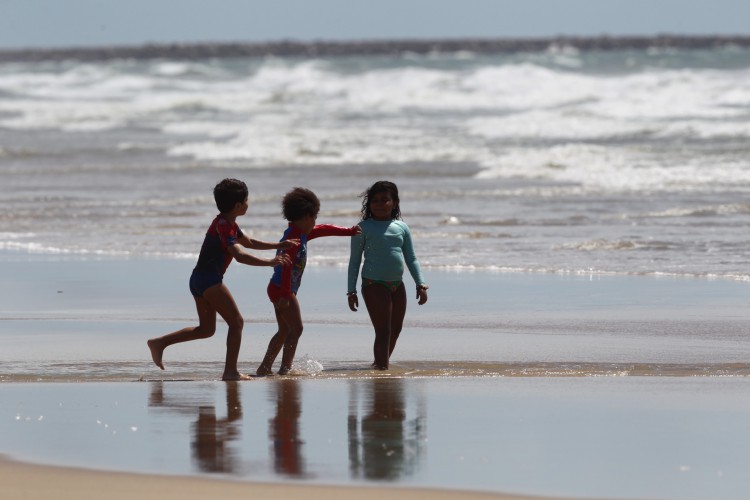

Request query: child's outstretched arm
[
  {"left": 239, "top": 234, "right": 300, "bottom": 251},
  {"left": 229, "top": 243, "right": 292, "bottom": 267},
  {"left": 308, "top": 224, "right": 362, "bottom": 240}
]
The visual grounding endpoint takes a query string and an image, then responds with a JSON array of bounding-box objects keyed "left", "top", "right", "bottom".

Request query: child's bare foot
[
  {"left": 222, "top": 372, "right": 252, "bottom": 381},
  {"left": 277, "top": 366, "right": 290, "bottom": 376},
  {"left": 256, "top": 366, "right": 272, "bottom": 377},
  {"left": 147, "top": 339, "right": 165, "bottom": 370}
]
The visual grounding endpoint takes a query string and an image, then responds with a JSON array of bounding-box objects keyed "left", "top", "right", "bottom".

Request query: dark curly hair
[
  {"left": 282, "top": 187, "right": 320, "bottom": 221},
  {"left": 213, "top": 178, "right": 248, "bottom": 213},
  {"left": 360, "top": 180, "right": 401, "bottom": 220}
]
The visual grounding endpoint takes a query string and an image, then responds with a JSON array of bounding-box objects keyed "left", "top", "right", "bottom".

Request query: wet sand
[
  {"left": 4, "top": 377, "right": 750, "bottom": 499},
  {"left": 2, "top": 254, "right": 750, "bottom": 499}
]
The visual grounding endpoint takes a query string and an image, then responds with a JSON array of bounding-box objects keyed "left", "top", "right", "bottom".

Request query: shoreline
[
  {"left": 2, "top": 255, "right": 749, "bottom": 381},
  {"left": 0, "top": 457, "right": 560, "bottom": 500},
  {"left": 1, "top": 249, "right": 749, "bottom": 283}
]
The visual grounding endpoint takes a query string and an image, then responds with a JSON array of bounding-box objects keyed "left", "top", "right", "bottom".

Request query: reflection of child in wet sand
[
  {"left": 270, "top": 379, "right": 305, "bottom": 476},
  {"left": 348, "top": 378, "right": 425, "bottom": 480},
  {"left": 192, "top": 382, "right": 243, "bottom": 473},
  {"left": 257, "top": 188, "right": 360, "bottom": 376},
  {"left": 347, "top": 181, "right": 428, "bottom": 370},
  {"left": 147, "top": 178, "right": 296, "bottom": 381},
  {"left": 148, "top": 381, "right": 243, "bottom": 473}
]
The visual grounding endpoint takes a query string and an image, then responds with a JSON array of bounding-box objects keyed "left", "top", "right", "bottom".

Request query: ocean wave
[
  {"left": 475, "top": 144, "right": 750, "bottom": 192},
  {"left": 3, "top": 46, "right": 750, "bottom": 283},
  {"left": 637, "top": 203, "right": 750, "bottom": 218},
  {"left": 424, "top": 230, "right": 506, "bottom": 241},
  {"left": 0, "top": 241, "right": 134, "bottom": 256},
  {"left": 558, "top": 238, "right": 669, "bottom": 252},
  {"left": 4, "top": 239, "right": 749, "bottom": 282},
  {"left": 2, "top": 52, "right": 748, "bottom": 166}
]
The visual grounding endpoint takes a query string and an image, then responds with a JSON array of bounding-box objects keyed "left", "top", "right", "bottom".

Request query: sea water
[
  {"left": 3, "top": 42, "right": 750, "bottom": 500},
  {"left": 2, "top": 43, "right": 750, "bottom": 279}
]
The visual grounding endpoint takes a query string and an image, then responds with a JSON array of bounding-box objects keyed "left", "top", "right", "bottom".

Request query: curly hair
[
  {"left": 359, "top": 180, "right": 401, "bottom": 220},
  {"left": 282, "top": 187, "right": 320, "bottom": 221},
  {"left": 213, "top": 178, "right": 248, "bottom": 213}
]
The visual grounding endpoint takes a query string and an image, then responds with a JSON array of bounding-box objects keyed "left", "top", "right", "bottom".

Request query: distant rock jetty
[{"left": 2, "top": 35, "right": 750, "bottom": 62}]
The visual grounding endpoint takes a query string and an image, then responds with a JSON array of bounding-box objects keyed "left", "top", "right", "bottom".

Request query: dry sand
[{"left": 0, "top": 457, "right": 574, "bottom": 500}]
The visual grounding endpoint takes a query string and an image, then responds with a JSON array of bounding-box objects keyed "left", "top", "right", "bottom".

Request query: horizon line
[{"left": 2, "top": 33, "right": 750, "bottom": 62}]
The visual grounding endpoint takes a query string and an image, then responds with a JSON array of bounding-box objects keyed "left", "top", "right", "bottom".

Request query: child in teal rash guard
[{"left": 347, "top": 181, "right": 429, "bottom": 370}]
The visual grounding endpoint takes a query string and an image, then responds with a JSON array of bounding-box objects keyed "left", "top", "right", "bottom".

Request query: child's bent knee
[
  {"left": 197, "top": 326, "right": 216, "bottom": 339},
  {"left": 227, "top": 316, "right": 244, "bottom": 331}
]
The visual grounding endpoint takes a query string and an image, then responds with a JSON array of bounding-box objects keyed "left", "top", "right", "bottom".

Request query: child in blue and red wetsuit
[
  {"left": 347, "top": 180, "right": 429, "bottom": 370},
  {"left": 147, "top": 178, "right": 297, "bottom": 381},
  {"left": 256, "top": 187, "right": 361, "bottom": 376}
]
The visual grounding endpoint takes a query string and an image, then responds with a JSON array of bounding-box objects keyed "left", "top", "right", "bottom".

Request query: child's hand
[
  {"left": 416, "top": 285, "right": 429, "bottom": 305},
  {"left": 351, "top": 225, "right": 362, "bottom": 235},
  {"left": 275, "top": 298, "right": 290, "bottom": 310},
  {"left": 272, "top": 254, "right": 292, "bottom": 267},
  {"left": 279, "top": 239, "right": 300, "bottom": 250},
  {"left": 347, "top": 293, "right": 358, "bottom": 311}
]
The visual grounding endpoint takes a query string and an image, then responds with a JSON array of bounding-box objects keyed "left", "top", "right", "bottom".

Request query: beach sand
[
  {"left": 2, "top": 254, "right": 750, "bottom": 499},
  {"left": 0, "top": 457, "right": 551, "bottom": 500}
]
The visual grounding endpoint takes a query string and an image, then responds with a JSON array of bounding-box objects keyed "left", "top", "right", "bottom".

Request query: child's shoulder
[
  {"left": 282, "top": 223, "right": 301, "bottom": 237},
  {"left": 212, "top": 214, "right": 240, "bottom": 233},
  {"left": 361, "top": 218, "right": 408, "bottom": 229},
  {"left": 391, "top": 219, "right": 410, "bottom": 231}
]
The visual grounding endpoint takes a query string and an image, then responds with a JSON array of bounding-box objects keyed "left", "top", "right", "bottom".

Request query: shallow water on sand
[
  {"left": 2, "top": 256, "right": 750, "bottom": 499},
  {"left": 1, "top": 256, "right": 750, "bottom": 381},
  {"left": 3, "top": 377, "right": 750, "bottom": 500}
]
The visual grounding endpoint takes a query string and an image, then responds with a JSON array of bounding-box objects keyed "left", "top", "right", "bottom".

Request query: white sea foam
[
  {"left": 2, "top": 55, "right": 748, "bottom": 165},
  {"left": 2, "top": 49, "right": 750, "bottom": 279},
  {"left": 290, "top": 355, "right": 324, "bottom": 375},
  {"left": 467, "top": 112, "right": 652, "bottom": 140},
  {"left": 0, "top": 232, "right": 37, "bottom": 240},
  {"left": 475, "top": 144, "right": 750, "bottom": 192}
]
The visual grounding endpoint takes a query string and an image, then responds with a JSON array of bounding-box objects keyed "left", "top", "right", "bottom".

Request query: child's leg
[
  {"left": 256, "top": 307, "right": 290, "bottom": 376},
  {"left": 147, "top": 294, "right": 218, "bottom": 370},
  {"left": 388, "top": 283, "right": 407, "bottom": 358},
  {"left": 200, "top": 283, "right": 248, "bottom": 381},
  {"left": 277, "top": 295, "right": 303, "bottom": 375},
  {"left": 362, "top": 284, "right": 393, "bottom": 369}
]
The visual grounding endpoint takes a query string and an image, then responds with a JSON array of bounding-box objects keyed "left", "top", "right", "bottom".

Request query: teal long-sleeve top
[{"left": 347, "top": 218, "right": 425, "bottom": 293}]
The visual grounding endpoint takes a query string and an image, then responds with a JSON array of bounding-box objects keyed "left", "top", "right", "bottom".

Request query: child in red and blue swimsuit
[
  {"left": 147, "top": 178, "right": 296, "bottom": 381},
  {"left": 256, "top": 187, "right": 361, "bottom": 376}
]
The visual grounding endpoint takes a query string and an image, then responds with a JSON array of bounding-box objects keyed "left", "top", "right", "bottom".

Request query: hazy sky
[{"left": 1, "top": 0, "right": 749, "bottom": 49}]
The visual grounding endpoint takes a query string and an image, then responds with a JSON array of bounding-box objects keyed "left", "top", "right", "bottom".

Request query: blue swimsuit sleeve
[
  {"left": 400, "top": 223, "right": 425, "bottom": 286},
  {"left": 347, "top": 225, "right": 365, "bottom": 293}
]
